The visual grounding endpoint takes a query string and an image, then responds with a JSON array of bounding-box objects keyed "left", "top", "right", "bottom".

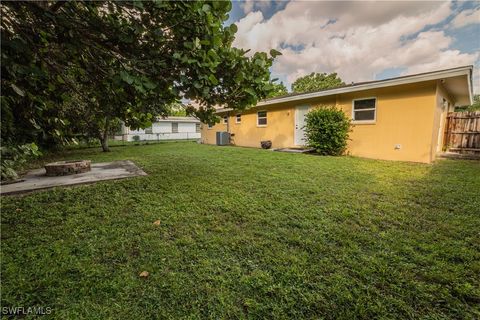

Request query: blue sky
[{"left": 227, "top": 1, "right": 480, "bottom": 93}]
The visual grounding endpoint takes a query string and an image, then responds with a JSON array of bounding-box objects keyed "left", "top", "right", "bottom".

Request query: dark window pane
[
  {"left": 172, "top": 123, "right": 179, "bottom": 133},
  {"left": 354, "top": 99, "right": 376, "bottom": 110},
  {"left": 258, "top": 111, "right": 267, "bottom": 118},
  {"left": 354, "top": 110, "right": 375, "bottom": 121},
  {"left": 258, "top": 118, "right": 267, "bottom": 125}
]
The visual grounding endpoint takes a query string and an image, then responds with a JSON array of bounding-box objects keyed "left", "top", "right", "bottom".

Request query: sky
[{"left": 226, "top": 0, "right": 480, "bottom": 93}]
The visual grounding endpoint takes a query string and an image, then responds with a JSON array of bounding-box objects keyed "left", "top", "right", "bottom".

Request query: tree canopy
[
  {"left": 292, "top": 72, "right": 345, "bottom": 93},
  {"left": 1, "top": 1, "right": 280, "bottom": 151},
  {"left": 267, "top": 81, "right": 288, "bottom": 98}
]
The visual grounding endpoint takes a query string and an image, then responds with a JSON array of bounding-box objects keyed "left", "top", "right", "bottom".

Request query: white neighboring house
[{"left": 117, "top": 117, "right": 201, "bottom": 142}]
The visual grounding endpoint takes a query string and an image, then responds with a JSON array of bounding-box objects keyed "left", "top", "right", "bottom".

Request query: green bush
[
  {"left": 1, "top": 143, "right": 41, "bottom": 181},
  {"left": 304, "top": 106, "right": 351, "bottom": 155}
]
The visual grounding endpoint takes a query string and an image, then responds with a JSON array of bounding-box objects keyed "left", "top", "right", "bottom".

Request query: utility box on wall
[{"left": 216, "top": 132, "right": 230, "bottom": 146}]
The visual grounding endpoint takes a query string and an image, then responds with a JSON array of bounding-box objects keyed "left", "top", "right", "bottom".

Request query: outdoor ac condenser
[{"left": 216, "top": 132, "right": 230, "bottom": 146}]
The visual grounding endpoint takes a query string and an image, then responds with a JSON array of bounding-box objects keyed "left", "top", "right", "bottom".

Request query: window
[
  {"left": 223, "top": 116, "right": 228, "bottom": 124},
  {"left": 207, "top": 123, "right": 213, "bottom": 129},
  {"left": 236, "top": 114, "right": 241, "bottom": 124},
  {"left": 353, "top": 98, "right": 376, "bottom": 122},
  {"left": 195, "top": 123, "right": 201, "bottom": 133},
  {"left": 145, "top": 126, "right": 153, "bottom": 134},
  {"left": 257, "top": 111, "right": 267, "bottom": 126},
  {"left": 172, "top": 122, "right": 178, "bottom": 133}
]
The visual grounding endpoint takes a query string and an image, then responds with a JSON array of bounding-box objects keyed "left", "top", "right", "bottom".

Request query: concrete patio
[{"left": 1, "top": 160, "right": 147, "bottom": 195}]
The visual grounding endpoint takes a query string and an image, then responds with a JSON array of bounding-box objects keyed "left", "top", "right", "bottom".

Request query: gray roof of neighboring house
[{"left": 155, "top": 116, "right": 200, "bottom": 123}]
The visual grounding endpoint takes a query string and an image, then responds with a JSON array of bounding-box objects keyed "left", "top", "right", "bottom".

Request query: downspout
[{"left": 467, "top": 67, "right": 474, "bottom": 105}]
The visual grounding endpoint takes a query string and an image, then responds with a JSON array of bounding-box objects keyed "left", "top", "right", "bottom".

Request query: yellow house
[{"left": 201, "top": 66, "right": 474, "bottom": 163}]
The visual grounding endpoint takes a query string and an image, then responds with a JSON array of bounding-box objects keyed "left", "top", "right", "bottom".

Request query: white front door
[{"left": 295, "top": 105, "right": 309, "bottom": 146}]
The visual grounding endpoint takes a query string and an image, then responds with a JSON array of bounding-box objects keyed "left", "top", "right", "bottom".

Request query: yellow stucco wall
[
  {"left": 200, "top": 97, "right": 336, "bottom": 149},
  {"left": 202, "top": 103, "right": 295, "bottom": 149},
  {"left": 336, "top": 81, "right": 437, "bottom": 163},
  {"left": 201, "top": 80, "right": 442, "bottom": 163}
]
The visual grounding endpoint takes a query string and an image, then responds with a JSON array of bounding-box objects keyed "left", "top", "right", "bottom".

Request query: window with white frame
[
  {"left": 195, "top": 123, "right": 201, "bottom": 133},
  {"left": 172, "top": 122, "right": 179, "bottom": 133},
  {"left": 353, "top": 98, "right": 376, "bottom": 122},
  {"left": 257, "top": 111, "right": 267, "bottom": 126},
  {"left": 223, "top": 116, "right": 228, "bottom": 124},
  {"left": 145, "top": 126, "right": 153, "bottom": 134},
  {"left": 236, "top": 114, "right": 241, "bottom": 124},
  {"left": 207, "top": 123, "right": 213, "bottom": 129}
]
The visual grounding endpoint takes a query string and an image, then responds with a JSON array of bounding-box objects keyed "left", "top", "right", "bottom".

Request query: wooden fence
[{"left": 443, "top": 111, "right": 480, "bottom": 153}]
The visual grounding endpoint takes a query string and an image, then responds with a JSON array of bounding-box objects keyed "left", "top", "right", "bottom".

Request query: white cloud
[
  {"left": 240, "top": 0, "right": 275, "bottom": 14},
  {"left": 240, "top": 0, "right": 255, "bottom": 14},
  {"left": 233, "top": 1, "right": 479, "bottom": 92},
  {"left": 450, "top": 7, "right": 480, "bottom": 29}
]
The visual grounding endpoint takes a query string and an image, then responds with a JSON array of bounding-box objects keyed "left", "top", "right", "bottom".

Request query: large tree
[
  {"left": 1, "top": 1, "right": 280, "bottom": 151},
  {"left": 267, "top": 81, "right": 288, "bottom": 98},
  {"left": 292, "top": 72, "right": 344, "bottom": 93}
]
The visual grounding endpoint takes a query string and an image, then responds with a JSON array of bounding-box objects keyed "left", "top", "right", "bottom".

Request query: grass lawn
[{"left": 1, "top": 142, "right": 479, "bottom": 319}]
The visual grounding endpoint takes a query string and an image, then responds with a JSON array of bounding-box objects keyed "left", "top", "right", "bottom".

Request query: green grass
[{"left": 2, "top": 142, "right": 479, "bottom": 319}]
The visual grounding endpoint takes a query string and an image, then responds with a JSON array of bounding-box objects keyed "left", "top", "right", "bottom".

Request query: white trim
[
  {"left": 352, "top": 97, "right": 377, "bottom": 124},
  {"left": 257, "top": 110, "right": 267, "bottom": 127},
  {"left": 256, "top": 66, "right": 472, "bottom": 107},
  {"left": 467, "top": 68, "right": 473, "bottom": 105},
  {"left": 235, "top": 114, "right": 242, "bottom": 124}
]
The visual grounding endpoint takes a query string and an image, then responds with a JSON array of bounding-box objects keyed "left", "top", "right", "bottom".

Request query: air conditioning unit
[{"left": 216, "top": 131, "right": 230, "bottom": 146}]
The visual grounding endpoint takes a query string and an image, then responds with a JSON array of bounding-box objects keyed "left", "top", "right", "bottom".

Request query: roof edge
[{"left": 257, "top": 65, "right": 473, "bottom": 107}]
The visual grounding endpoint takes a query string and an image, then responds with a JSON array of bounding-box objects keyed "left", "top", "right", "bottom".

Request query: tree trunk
[
  {"left": 99, "top": 118, "right": 110, "bottom": 152},
  {"left": 100, "top": 134, "right": 110, "bottom": 152}
]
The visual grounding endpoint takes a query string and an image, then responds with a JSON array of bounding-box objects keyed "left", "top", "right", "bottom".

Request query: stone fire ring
[{"left": 44, "top": 160, "right": 91, "bottom": 176}]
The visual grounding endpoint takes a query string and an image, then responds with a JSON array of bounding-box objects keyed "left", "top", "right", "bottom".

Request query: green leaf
[
  {"left": 269, "top": 49, "right": 282, "bottom": 58},
  {"left": 10, "top": 84, "right": 25, "bottom": 97},
  {"left": 202, "top": 4, "right": 211, "bottom": 12},
  {"left": 132, "top": 0, "right": 144, "bottom": 9},
  {"left": 208, "top": 74, "right": 218, "bottom": 85},
  {"left": 56, "top": 75, "right": 65, "bottom": 84},
  {"left": 194, "top": 37, "right": 201, "bottom": 49},
  {"left": 244, "top": 88, "right": 256, "bottom": 97},
  {"left": 229, "top": 24, "right": 238, "bottom": 34},
  {"left": 143, "top": 80, "right": 157, "bottom": 90},
  {"left": 120, "top": 71, "right": 134, "bottom": 85}
]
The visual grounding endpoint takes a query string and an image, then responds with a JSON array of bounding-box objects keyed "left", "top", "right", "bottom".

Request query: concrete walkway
[
  {"left": 274, "top": 147, "right": 315, "bottom": 154},
  {"left": 437, "top": 152, "right": 480, "bottom": 160},
  {"left": 1, "top": 160, "right": 147, "bottom": 195}
]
